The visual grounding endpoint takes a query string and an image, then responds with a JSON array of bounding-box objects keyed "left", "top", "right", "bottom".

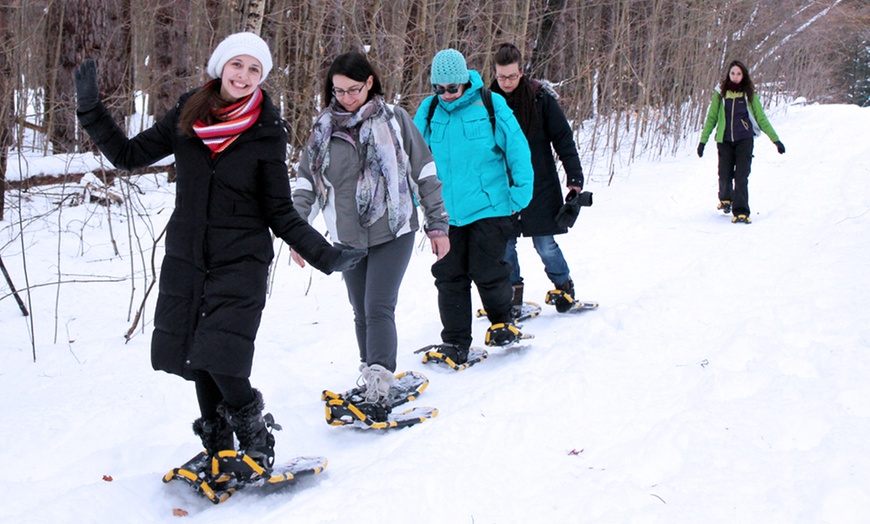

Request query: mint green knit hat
[{"left": 431, "top": 49, "right": 470, "bottom": 85}]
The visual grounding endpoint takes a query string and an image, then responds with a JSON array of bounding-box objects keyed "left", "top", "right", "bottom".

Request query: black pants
[
  {"left": 193, "top": 370, "right": 254, "bottom": 419},
  {"left": 717, "top": 138, "right": 754, "bottom": 216},
  {"left": 432, "top": 216, "right": 514, "bottom": 349}
]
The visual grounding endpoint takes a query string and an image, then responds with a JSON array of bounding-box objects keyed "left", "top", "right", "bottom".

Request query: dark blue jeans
[{"left": 505, "top": 235, "right": 571, "bottom": 288}]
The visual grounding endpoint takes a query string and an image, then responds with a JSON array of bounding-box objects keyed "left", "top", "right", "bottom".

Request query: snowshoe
[
  {"left": 563, "top": 300, "right": 599, "bottom": 313},
  {"left": 718, "top": 200, "right": 732, "bottom": 214},
  {"left": 322, "top": 371, "right": 437, "bottom": 429},
  {"left": 732, "top": 214, "right": 751, "bottom": 224},
  {"left": 416, "top": 344, "right": 488, "bottom": 371},
  {"left": 189, "top": 455, "right": 327, "bottom": 504}
]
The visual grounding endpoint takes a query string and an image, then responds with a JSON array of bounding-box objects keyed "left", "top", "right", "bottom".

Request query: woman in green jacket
[{"left": 697, "top": 60, "right": 785, "bottom": 223}]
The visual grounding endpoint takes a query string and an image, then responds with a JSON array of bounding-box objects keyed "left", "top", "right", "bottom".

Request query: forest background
[{"left": 0, "top": 0, "right": 869, "bottom": 220}]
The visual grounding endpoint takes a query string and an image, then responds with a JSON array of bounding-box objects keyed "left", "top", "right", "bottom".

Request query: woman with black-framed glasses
[
  {"left": 412, "top": 48, "right": 534, "bottom": 366},
  {"left": 292, "top": 51, "right": 449, "bottom": 421}
]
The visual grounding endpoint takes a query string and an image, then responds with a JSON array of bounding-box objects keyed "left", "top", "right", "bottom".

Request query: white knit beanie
[{"left": 206, "top": 32, "right": 273, "bottom": 84}]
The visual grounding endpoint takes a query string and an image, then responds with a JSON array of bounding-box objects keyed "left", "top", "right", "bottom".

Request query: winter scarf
[
  {"left": 306, "top": 96, "right": 411, "bottom": 234},
  {"left": 726, "top": 80, "right": 742, "bottom": 93},
  {"left": 492, "top": 76, "right": 540, "bottom": 140},
  {"left": 193, "top": 85, "right": 263, "bottom": 156}
]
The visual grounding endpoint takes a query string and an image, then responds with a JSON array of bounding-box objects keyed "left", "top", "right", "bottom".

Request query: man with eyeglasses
[
  {"left": 490, "top": 43, "right": 586, "bottom": 315},
  {"left": 413, "top": 48, "right": 533, "bottom": 366}
]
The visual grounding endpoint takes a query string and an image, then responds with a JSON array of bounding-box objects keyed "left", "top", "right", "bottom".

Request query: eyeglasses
[
  {"left": 495, "top": 73, "right": 520, "bottom": 82},
  {"left": 432, "top": 84, "right": 461, "bottom": 95},
  {"left": 332, "top": 84, "right": 366, "bottom": 97}
]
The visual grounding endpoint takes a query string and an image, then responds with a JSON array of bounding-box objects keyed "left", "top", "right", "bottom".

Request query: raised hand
[{"left": 74, "top": 59, "right": 100, "bottom": 112}]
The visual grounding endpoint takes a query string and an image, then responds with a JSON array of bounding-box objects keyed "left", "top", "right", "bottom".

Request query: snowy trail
[{"left": 1, "top": 103, "right": 869, "bottom": 522}]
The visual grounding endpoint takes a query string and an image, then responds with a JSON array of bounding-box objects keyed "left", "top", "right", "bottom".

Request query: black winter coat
[
  {"left": 512, "top": 83, "right": 584, "bottom": 237},
  {"left": 78, "top": 89, "right": 340, "bottom": 379}
]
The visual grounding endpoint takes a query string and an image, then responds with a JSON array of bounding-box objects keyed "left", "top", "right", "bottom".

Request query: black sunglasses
[{"left": 432, "top": 84, "right": 460, "bottom": 95}]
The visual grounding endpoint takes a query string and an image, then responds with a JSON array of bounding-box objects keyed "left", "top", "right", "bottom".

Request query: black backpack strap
[
  {"left": 481, "top": 88, "right": 514, "bottom": 187},
  {"left": 426, "top": 97, "right": 438, "bottom": 134},
  {"left": 480, "top": 87, "right": 496, "bottom": 134}
]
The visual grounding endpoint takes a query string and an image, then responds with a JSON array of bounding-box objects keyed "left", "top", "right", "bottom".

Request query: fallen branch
[
  {"left": 6, "top": 163, "right": 176, "bottom": 190},
  {"left": 0, "top": 254, "right": 28, "bottom": 316}
]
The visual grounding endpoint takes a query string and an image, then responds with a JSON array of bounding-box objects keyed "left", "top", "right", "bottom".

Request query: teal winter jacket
[{"left": 414, "top": 70, "right": 533, "bottom": 227}]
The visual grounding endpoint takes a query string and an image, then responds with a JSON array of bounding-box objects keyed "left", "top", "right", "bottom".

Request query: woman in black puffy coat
[{"left": 75, "top": 32, "right": 363, "bottom": 483}]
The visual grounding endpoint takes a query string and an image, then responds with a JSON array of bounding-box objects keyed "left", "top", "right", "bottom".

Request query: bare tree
[
  {"left": 149, "top": 1, "right": 192, "bottom": 118},
  {"left": 0, "top": 3, "right": 13, "bottom": 220}
]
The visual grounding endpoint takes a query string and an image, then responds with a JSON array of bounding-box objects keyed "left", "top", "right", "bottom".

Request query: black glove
[
  {"left": 331, "top": 247, "right": 367, "bottom": 272},
  {"left": 555, "top": 190, "right": 593, "bottom": 229},
  {"left": 697, "top": 142, "right": 705, "bottom": 158},
  {"left": 74, "top": 59, "right": 100, "bottom": 113},
  {"left": 775, "top": 141, "right": 786, "bottom": 154}
]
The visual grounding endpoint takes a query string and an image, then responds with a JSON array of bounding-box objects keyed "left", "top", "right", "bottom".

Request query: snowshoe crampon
[
  {"left": 321, "top": 371, "right": 437, "bottom": 429},
  {"left": 415, "top": 344, "right": 488, "bottom": 371}
]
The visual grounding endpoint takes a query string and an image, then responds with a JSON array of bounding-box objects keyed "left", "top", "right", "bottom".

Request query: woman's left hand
[
  {"left": 431, "top": 236, "right": 450, "bottom": 261},
  {"left": 290, "top": 249, "right": 306, "bottom": 268}
]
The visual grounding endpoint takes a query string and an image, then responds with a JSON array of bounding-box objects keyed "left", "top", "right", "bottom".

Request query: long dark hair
[
  {"left": 719, "top": 60, "right": 756, "bottom": 103},
  {"left": 490, "top": 43, "right": 538, "bottom": 139},
  {"left": 178, "top": 80, "right": 231, "bottom": 136},
  {"left": 322, "top": 51, "right": 384, "bottom": 109}
]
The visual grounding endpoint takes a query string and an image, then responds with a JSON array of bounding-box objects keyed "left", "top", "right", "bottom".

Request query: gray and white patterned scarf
[{"left": 306, "top": 96, "right": 411, "bottom": 234}]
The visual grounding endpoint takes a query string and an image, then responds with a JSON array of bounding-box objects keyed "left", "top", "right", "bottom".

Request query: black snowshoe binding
[
  {"left": 163, "top": 414, "right": 236, "bottom": 503},
  {"left": 545, "top": 279, "right": 576, "bottom": 313},
  {"left": 718, "top": 200, "right": 732, "bottom": 214},
  {"left": 485, "top": 322, "right": 530, "bottom": 347},
  {"left": 215, "top": 391, "right": 281, "bottom": 483}
]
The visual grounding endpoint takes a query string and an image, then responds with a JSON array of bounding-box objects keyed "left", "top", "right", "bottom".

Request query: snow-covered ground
[{"left": 1, "top": 102, "right": 869, "bottom": 523}]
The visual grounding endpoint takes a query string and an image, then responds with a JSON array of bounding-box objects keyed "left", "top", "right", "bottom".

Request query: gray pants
[{"left": 341, "top": 232, "right": 415, "bottom": 372}]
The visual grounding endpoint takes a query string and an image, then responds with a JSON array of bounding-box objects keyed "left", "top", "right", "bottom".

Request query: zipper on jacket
[{"left": 728, "top": 94, "right": 735, "bottom": 142}]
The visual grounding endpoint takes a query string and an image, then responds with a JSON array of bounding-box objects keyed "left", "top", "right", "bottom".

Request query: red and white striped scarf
[{"left": 193, "top": 86, "right": 263, "bottom": 156}]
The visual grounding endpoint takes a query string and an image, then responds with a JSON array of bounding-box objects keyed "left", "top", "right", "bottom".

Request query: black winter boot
[
  {"left": 218, "top": 389, "right": 281, "bottom": 472},
  {"left": 192, "top": 415, "right": 234, "bottom": 457},
  {"left": 511, "top": 284, "right": 524, "bottom": 319}
]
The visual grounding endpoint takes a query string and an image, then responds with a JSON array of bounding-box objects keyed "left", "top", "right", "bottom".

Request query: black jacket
[
  {"left": 78, "top": 89, "right": 340, "bottom": 379},
  {"left": 510, "top": 82, "right": 584, "bottom": 237}
]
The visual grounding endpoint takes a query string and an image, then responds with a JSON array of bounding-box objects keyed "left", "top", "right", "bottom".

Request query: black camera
[{"left": 554, "top": 190, "right": 593, "bottom": 229}]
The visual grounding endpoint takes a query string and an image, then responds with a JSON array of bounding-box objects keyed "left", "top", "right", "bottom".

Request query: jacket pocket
[
  {"left": 462, "top": 115, "right": 492, "bottom": 141},
  {"left": 429, "top": 121, "right": 446, "bottom": 143}
]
